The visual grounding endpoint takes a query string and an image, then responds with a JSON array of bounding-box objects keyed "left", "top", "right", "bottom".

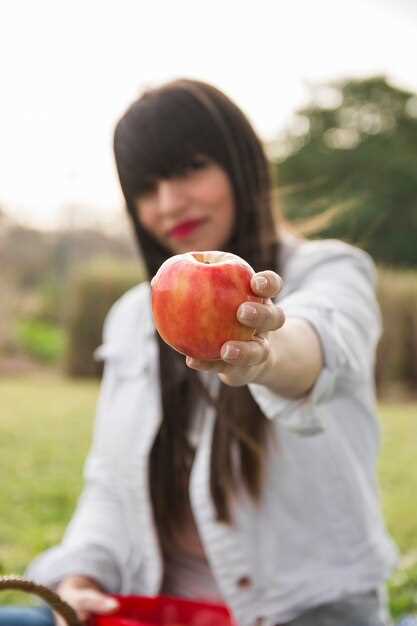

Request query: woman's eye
[{"left": 186, "top": 158, "right": 209, "bottom": 173}]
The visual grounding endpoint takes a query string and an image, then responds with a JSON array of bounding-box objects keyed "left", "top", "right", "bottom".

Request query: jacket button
[{"left": 237, "top": 575, "right": 252, "bottom": 589}]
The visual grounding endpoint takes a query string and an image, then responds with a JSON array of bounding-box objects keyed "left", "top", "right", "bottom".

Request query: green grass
[
  {"left": 0, "top": 376, "right": 416, "bottom": 618},
  {"left": 0, "top": 375, "right": 95, "bottom": 605},
  {"left": 378, "top": 403, "right": 417, "bottom": 618}
]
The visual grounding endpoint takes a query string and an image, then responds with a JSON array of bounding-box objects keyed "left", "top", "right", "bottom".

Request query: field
[{"left": 0, "top": 375, "right": 416, "bottom": 619}]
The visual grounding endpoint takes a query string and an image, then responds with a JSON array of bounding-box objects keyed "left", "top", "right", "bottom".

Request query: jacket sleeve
[
  {"left": 25, "top": 296, "right": 142, "bottom": 592},
  {"left": 248, "top": 241, "right": 382, "bottom": 436}
]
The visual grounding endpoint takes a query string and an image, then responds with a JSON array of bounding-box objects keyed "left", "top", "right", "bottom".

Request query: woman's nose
[{"left": 157, "top": 179, "right": 186, "bottom": 214}]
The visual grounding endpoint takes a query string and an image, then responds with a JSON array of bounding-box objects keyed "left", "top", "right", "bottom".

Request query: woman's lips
[{"left": 169, "top": 218, "right": 206, "bottom": 240}]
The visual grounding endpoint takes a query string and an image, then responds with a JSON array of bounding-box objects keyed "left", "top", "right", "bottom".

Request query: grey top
[{"left": 27, "top": 235, "right": 398, "bottom": 626}]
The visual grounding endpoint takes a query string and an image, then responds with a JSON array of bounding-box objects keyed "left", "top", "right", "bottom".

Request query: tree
[{"left": 273, "top": 76, "right": 417, "bottom": 266}]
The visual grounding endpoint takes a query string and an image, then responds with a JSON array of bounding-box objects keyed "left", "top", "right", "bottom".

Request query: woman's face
[{"left": 134, "top": 159, "right": 235, "bottom": 254}]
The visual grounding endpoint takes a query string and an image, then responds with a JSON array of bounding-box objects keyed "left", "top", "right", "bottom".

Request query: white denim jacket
[{"left": 27, "top": 236, "right": 398, "bottom": 626}]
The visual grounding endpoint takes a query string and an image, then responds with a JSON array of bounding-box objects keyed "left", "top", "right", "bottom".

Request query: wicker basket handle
[{"left": 0, "top": 575, "right": 84, "bottom": 626}]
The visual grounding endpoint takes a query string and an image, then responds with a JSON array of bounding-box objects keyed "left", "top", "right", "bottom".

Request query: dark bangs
[{"left": 114, "top": 86, "right": 234, "bottom": 200}]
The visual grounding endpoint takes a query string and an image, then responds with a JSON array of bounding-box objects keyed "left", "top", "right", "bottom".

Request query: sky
[{"left": 1, "top": 0, "right": 416, "bottom": 231}]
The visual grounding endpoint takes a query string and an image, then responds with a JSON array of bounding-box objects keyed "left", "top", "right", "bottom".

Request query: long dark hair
[{"left": 113, "top": 79, "right": 280, "bottom": 541}]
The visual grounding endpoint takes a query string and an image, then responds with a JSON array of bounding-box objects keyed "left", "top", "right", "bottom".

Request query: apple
[{"left": 151, "top": 251, "right": 263, "bottom": 361}]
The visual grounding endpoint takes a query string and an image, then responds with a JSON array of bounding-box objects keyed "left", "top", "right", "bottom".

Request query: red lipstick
[{"left": 169, "top": 218, "right": 206, "bottom": 240}]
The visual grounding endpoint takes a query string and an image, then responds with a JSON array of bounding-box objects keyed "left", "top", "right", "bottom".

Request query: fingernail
[
  {"left": 255, "top": 276, "right": 267, "bottom": 291},
  {"left": 105, "top": 598, "right": 118, "bottom": 610},
  {"left": 240, "top": 304, "right": 257, "bottom": 321},
  {"left": 223, "top": 345, "right": 240, "bottom": 360}
]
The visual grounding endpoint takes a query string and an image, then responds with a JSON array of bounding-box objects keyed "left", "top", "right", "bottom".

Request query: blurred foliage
[
  {"left": 65, "top": 257, "right": 146, "bottom": 377},
  {"left": 376, "top": 268, "right": 417, "bottom": 393},
  {"left": 389, "top": 561, "right": 417, "bottom": 620},
  {"left": 0, "top": 215, "right": 138, "bottom": 365},
  {"left": 273, "top": 76, "right": 417, "bottom": 266},
  {"left": 37, "top": 278, "right": 67, "bottom": 324},
  {"left": 0, "top": 217, "right": 136, "bottom": 291},
  {"left": 15, "top": 320, "right": 66, "bottom": 364}
]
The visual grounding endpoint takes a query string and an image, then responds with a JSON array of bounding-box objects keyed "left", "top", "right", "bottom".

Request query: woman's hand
[
  {"left": 186, "top": 270, "right": 285, "bottom": 387},
  {"left": 54, "top": 575, "right": 119, "bottom": 625}
]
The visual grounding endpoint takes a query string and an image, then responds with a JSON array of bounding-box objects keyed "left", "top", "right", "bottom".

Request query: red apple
[{"left": 151, "top": 251, "right": 263, "bottom": 361}]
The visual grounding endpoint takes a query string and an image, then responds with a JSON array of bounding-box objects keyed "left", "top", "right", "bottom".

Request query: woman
[{"left": 1, "top": 79, "right": 397, "bottom": 626}]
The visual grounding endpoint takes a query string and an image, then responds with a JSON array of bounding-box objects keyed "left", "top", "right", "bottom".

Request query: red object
[
  {"left": 88, "top": 594, "right": 236, "bottom": 626},
  {"left": 151, "top": 250, "right": 262, "bottom": 361}
]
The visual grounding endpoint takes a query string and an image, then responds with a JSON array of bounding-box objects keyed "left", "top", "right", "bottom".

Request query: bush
[
  {"left": 273, "top": 77, "right": 417, "bottom": 267},
  {"left": 376, "top": 267, "right": 417, "bottom": 395},
  {"left": 15, "top": 319, "right": 66, "bottom": 364},
  {"left": 65, "top": 257, "right": 146, "bottom": 377}
]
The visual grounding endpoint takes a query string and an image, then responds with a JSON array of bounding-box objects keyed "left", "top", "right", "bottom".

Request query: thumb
[{"left": 78, "top": 588, "right": 119, "bottom": 614}]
